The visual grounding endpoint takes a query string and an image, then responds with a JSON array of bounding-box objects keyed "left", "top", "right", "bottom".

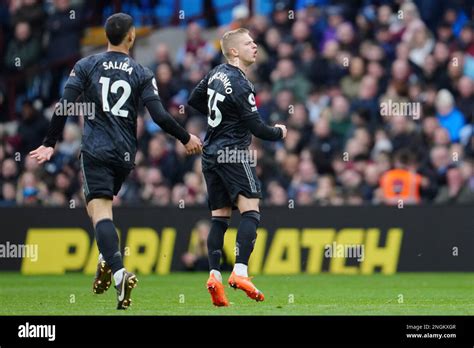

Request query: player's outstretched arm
[
  {"left": 30, "top": 86, "right": 81, "bottom": 164},
  {"left": 144, "top": 99, "right": 202, "bottom": 155},
  {"left": 242, "top": 117, "right": 287, "bottom": 141},
  {"left": 236, "top": 80, "right": 287, "bottom": 141}
]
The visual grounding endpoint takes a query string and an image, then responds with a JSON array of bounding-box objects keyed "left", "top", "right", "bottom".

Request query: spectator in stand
[
  {"left": 408, "top": 24, "right": 435, "bottom": 68},
  {"left": 308, "top": 117, "right": 340, "bottom": 174},
  {"left": 266, "top": 180, "right": 288, "bottom": 206},
  {"left": 9, "top": 0, "right": 46, "bottom": 36},
  {"left": 271, "top": 59, "right": 311, "bottom": 102},
  {"left": 141, "top": 167, "right": 165, "bottom": 203},
  {"left": 146, "top": 133, "right": 178, "bottom": 184},
  {"left": 149, "top": 43, "right": 173, "bottom": 72},
  {"left": 341, "top": 56, "right": 364, "bottom": 99},
  {"left": 379, "top": 149, "right": 427, "bottom": 205},
  {"left": 181, "top": 220, "right": 211, "bottom": 271},
  {"left": 314, "top": 175, "right": 337, "bottom": 205},
  {"left": 45, "top": 0, "right": 84, "bottom": 102},
  {"left": 455, "top": 76, "right": 474, "bottom": 131},
  {"left": 336, "top": 22, "right": 358, "bottom": 55},
  {"left": 458, "top": 23, "right": 474, "bottom": 57},
  {"left": 271, "top": 0, "right": 292, "bottom": 36},
  {"left": 176, "top": 22, "right": 216, "bottom": 72},
  {"left": 398, "top": 2, "right": 426, "bottom": 44},
  {"left": 16, "top": 171, "right": 47, "bottom": 205},
  {"left": 154, "top": 62, "right": 179, "bottom": 108},
  {"left": 351, "top": 75, "right": 379, "bottom": 130},
  {"left": 16, "top": 101, "right": 49, "bottom": 155},
  {"left": 0, "top": 181, "right": 17, "bottom": 206},
  {"left": 435, "top": 89, "right": 466, "bottom": 143},
  {"left": 45, "top": 0, "right": 83, "bottom": 63},
  {"left": 1, "top": 158, "right": 19, "bottom": 185},
  {"left": 229, "top": 4, "right": 250, "bottom": 30},
  {"left": 0, "top": 1, "right": 473, "bottom": 208},
  {"left": 4, "top": 21, "right": 41, "bottom": 71},
  {"left": 429, "top": 145, "right": 452, "bottom": 187},
  {"left": 435, "top": 165, "right": 474, "bottom": 204},
  {"left": 291, "top": 20, "right": 314, "bottom": 57}
]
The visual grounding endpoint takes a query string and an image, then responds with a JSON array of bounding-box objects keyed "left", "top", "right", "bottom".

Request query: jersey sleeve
[
  {"left": 188, "top": 73, "right": 209, "bottom": 115},
  {"left": 234, "top": 81, "right": 260, "bottom": 121},
  {"left": 64, "top": 58, "right": 88, "bottom": 92},
  {"left": 139, "top": 67, "right": 161, "bottom": 104},
  {"left": 235, "top": 80, "right": 282, "bottom": 140},
  {"left": 43, "top": 87, "right": 82, "bottom": 147}
]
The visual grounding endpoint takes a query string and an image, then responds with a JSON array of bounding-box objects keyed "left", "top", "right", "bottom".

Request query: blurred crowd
[{"left": 0, "top": 0, "right": 473, "bottom": 207}]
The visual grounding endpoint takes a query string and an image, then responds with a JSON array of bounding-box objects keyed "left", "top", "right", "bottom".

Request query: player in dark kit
[
  {"left": 188, "top": 28, "right": 287, "bottom": 306},
  {"left": 30, "top": 13, "right": 202, "bottom": 309}
]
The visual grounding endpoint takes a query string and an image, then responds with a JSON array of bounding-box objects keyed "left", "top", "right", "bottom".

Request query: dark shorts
[
  {"left": 203, "top": 161, "right": 262, "bottom": 211},
  {"left": 80, "top": 152, "right": 131, "bottom": 204}
]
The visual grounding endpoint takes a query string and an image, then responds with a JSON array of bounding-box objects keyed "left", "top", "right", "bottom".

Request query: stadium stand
[{"left": 0, "top": 0, "right": 473, "bottom": 207}]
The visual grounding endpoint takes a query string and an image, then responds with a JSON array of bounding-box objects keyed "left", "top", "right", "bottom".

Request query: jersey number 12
[{"left": 99, "top": 76, "right": 131, "bottom": 117}]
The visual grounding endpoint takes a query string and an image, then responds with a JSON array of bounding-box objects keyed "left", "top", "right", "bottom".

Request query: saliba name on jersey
[{"left": 102, "top": 60, "right": 134, "bottom": 75}]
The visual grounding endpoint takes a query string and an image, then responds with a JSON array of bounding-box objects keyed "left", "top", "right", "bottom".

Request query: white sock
[
  {"left": 210, "top": 269, "right": 222, "bottom": 283},
  {"left": 233, "top": 263, "right": 248, "bottom": 277},
  {"left": 113, "top": 268, "right": 125, "bottom": 286}
]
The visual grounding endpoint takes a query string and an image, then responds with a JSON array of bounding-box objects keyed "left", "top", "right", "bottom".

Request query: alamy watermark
[
  {"left": 18, "top": 322, "right": 55, "bottom": 341},
  {"left": 217, "top": 147, "right": 257, "bottom": 167},
  {"left": 0, "top": 242, "right": 38, "bottom": 262},
  {"left": 55, "top": 100, "right": 96, "bottom": 120},
  {"left": 324, "top": 242, "right": 365, "bottom": 262},
  {"left": 380, "top": 100, "right": 420, "bottom": 120}
]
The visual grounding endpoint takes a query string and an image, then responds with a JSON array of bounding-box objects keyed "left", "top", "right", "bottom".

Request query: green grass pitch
[{"left": 0, "top": 273, "right": 472, "bottom": 315}]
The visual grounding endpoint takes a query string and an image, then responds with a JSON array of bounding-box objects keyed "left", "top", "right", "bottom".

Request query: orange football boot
[
  {"left": 206, "top": 273, "right": 229, "bottom": 307},
  {"left": 228, "top": 272, "right": 265, "bottom": 302}
]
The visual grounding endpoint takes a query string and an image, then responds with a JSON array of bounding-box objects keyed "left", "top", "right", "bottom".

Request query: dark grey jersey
[
  {"left": 65, "top": 51, "right": 160, "bottom": 168},
  {"left": 188, "top": 64, "right": 262, "bottom": 159}
]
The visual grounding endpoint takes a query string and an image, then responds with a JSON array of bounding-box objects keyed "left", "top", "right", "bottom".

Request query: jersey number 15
[{"left": 207, "top": 88, "right": 225, "bottom": 127}]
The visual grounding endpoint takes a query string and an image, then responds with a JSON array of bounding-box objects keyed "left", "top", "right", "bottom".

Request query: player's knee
[
  {"left": 211, "top": 207, "right": 232, "bottom": 217},
  {"left": 85, "top": 204, "right": 93, "bottom": 219},
  {"left": 207, "top": 217, "right": 229, "bottom": 250},
  {"left": 92, "top": 211, "right": 113, "bottom": 227},
  {"left": 237, "top": 197, "right": 260, "bottom": 214},
  {"left": 88, "top": 199, "right": 113, "bottom": 227}
]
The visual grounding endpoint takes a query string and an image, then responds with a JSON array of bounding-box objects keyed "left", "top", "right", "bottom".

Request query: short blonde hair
[{"left": 220, "top": 28, "right": 249, "bottom": 60}]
